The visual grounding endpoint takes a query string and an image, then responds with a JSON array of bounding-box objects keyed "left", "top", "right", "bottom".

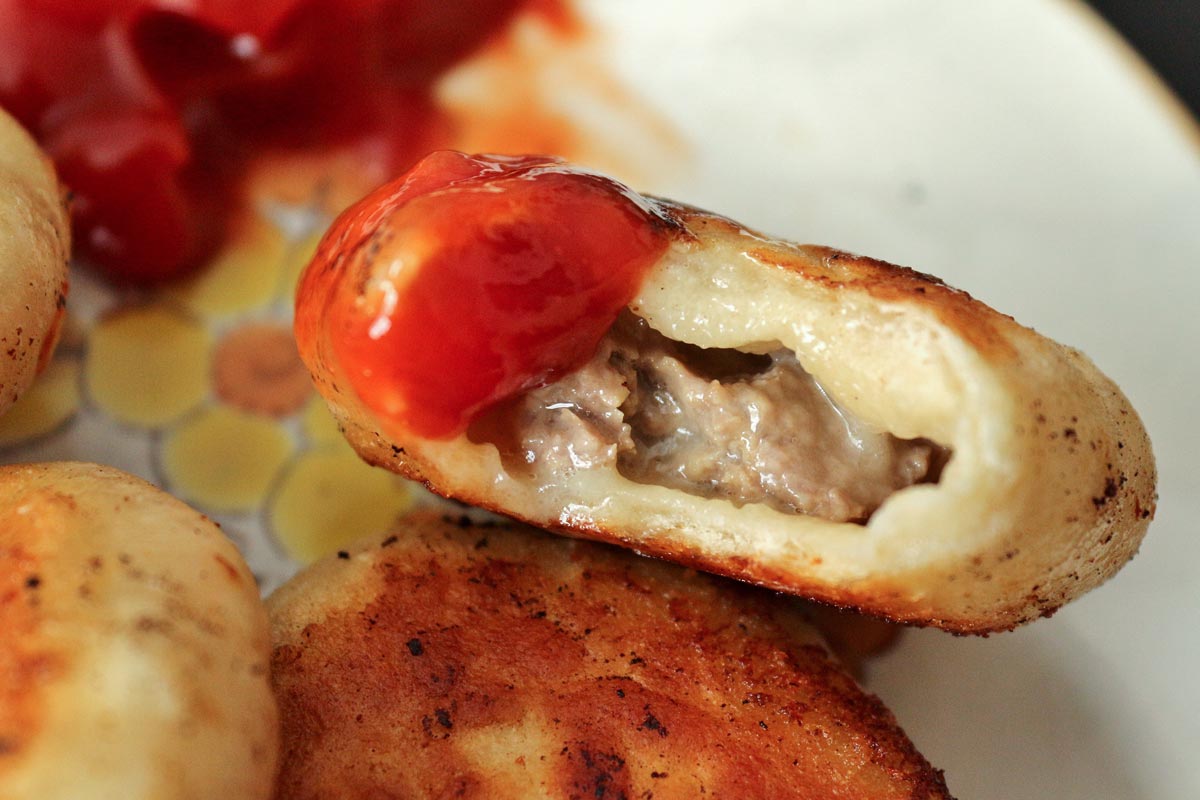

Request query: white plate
[
  {"left": 5, "top": 2, "right": 1195, "bottom": 796},
  {"left": 578, "top": 1, "right": 1198, "bottom": 797}
]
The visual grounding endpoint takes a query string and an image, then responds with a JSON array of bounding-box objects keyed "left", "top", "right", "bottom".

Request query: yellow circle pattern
[
  {"left": 166, "top": 217, "right": 288, "bottom": 319},
  {"left": 161, "top": 406, "right": 295, "bottom": 513},
  {"left": 86, "top": 306, "right": 211, "bottom": 428},
  {"left": 270, "top": 447, "right": 413, "bottom": 563}
]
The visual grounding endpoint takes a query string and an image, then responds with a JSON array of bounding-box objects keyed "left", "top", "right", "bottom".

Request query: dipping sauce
[
  {"left": 295, "top": 150, "right": 673, "bottom": 439},
  {"left": 0, "top": 0, "right": 563, "bottom": 282}
]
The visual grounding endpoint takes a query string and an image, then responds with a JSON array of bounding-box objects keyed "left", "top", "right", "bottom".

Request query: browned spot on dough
[
  {"left": 213, "top": 553, "right": 242, "bottom": 583},
  {"left": 0, "top": 531, "right": 63, "bottom": 764}
]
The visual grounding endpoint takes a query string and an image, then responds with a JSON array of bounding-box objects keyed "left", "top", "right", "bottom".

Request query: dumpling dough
[
  {"left": 0, "top": 108, "right": 69, "bottom": 418},
  {"left": 0, "top": 462, "right": 277, "bottom": 799}
]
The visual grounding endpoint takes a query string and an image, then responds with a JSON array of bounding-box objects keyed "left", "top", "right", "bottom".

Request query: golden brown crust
[
  {"left": 0, "top": 109, "right": 70, "bottom": 418},
  {"left": 0, "top": 462, "right": 277, "bottom": 799},
  {"left": 300, "top": 191, "right": 1155, "bottom": 634},
  {"left": 269, "top": 511, "right": 952, "bottom": 799}
]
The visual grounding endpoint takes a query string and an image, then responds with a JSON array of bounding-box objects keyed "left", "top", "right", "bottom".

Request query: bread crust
[
  {"left": 0, "top": 462, "right": 277, "bottom": 799},
  {"left": 0, "top": 109, "right": 69, "bottom": 418},
  {"left": 300, "top": 197, "right": 1156, "bottom": 634},
  {"left": 269, "top": 511, "right": 953, "bottom": 799}
]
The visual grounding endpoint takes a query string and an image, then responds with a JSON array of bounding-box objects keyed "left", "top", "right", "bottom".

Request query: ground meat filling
[{"left": 469, "top": 312, "right": 948, "bottom": 523}]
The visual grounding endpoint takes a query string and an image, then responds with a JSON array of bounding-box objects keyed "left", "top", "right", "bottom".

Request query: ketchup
[
  {"left": 295, "top": 151, "right": 673, "bottom": 439},
  {"left": 0, "top": 0, "right": 556, "bottom": 282}
]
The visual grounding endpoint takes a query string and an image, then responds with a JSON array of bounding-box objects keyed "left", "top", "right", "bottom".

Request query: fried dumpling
[
  {"left": 269, "top": 511, "right": 952, "bottom": 799},
  {"left": 0, "top": 462, "right": 277, "bottom": 799},
  {"left": 0, "top": 108, "right": 69, "bottom": 418},
  {"left": 295, "top": 151, "right": 1155, "bottom": 633}
]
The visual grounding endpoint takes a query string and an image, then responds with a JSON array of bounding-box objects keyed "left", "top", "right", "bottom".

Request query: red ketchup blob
[
  {"left": 295, "top": 151, "right": 673, "bottom": 439},
  {"left": 0, "top": 0, "right": 555, "bottom": 282}
]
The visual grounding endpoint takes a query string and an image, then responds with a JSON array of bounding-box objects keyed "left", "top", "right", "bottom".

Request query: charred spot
[
  {"left": 336, "top": 550, "right": 350, "bottom": 559},
  {"left": 639, "top": 714, "right": 668, "bottom": 737},
  {"left": 1063, "top": 428, "right": 1077, "bottom": 440},
  {"left": 1092, "top": 477, "right": 1119, "bottom": 509},
  {"left": 570, "top": 748, "right": 629, "bottom": 800},
  {"left": 474, "top": 537, "right": 489, "bottom": 550},
  {"left": 24, "top": 575, "right": 40, "bottom": 590},
  {"left": 406, "top": 638, "right": 424, "bottom": 656},
  {"left": 380, "top": 535, "right": 399, "bottom": 548},
  {"left": 434, "top": 708, "right": 453, "bottom": 729}
]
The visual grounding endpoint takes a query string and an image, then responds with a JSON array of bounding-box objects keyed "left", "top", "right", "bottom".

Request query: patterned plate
[{"left": 3, "top": 3, "right": 1197, "bottom": 798}]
